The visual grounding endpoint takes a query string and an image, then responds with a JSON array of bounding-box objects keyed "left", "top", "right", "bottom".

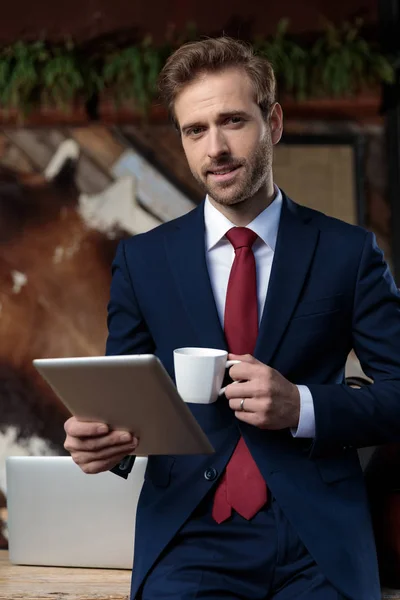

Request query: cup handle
[
  {"left": 226, "top": 359, "right": 241, "bottom": 368},
  {"left": 218, "top": 360, "right": 241, "bottom": 396}
]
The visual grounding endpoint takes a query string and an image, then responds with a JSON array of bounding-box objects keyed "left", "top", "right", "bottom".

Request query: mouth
[{"left": 207, "top": 165, "right": 242, "bottom": 182}]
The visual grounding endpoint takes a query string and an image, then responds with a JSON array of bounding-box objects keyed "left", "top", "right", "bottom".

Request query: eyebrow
[{"left": 181, "top": 110, "right": 250, "bottom": 134}]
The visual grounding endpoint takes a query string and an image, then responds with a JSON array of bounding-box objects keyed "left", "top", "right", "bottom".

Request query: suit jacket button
[{"left": 204, "top": 467, "right": 218, "bottom": 481}]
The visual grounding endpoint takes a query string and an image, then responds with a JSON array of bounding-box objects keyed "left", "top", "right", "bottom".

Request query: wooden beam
[
  {"left": 68, "top": 126, "right": 126, "bottom": 173},
  {"left": 3, "top": 130, "right": 64, "bottom": 171},
  {"left": 112, "top": 147, "right": 196, "bottom": 222},
  {"left": 4, "top": 129, "right": 113, "bottom": 194},
  {"left": 0, "top": 132, "right": 35, "bottom": 173}
]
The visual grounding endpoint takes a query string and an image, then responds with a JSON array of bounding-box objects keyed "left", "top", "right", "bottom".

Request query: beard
[{"left": 191, "top": 132, "right": 273, "bottom": 207}]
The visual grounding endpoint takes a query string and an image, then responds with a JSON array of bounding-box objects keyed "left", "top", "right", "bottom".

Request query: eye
[
  {"left": 225, "top": 116, "right": 244, "bottom": 126},
  {"left": 187, "top": 127, "right": 204, "bottom": 137}
]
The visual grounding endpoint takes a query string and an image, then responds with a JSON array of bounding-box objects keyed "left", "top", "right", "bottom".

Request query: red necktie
[{"left": 212, "top": 227, "right": 268, "bottom": 523}]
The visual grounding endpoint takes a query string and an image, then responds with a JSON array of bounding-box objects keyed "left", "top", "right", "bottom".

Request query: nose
[{"left": 207, "top": 127, "right": 229, "bottom": 159}]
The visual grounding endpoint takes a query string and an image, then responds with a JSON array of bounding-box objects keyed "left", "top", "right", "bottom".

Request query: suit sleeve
[
  {"left": 308, "top": 231, "right": 400, "bottom": 457},
  {"left": 106, "top": 239, "right": 155, "bottom": 477},
  {"left": 106, "top": 239, "right": 155, "bottom": 357}
]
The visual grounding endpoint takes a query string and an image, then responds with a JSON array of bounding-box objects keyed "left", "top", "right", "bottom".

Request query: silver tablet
[{"left": 33, "top": 355, "right": 214, "bottom": 456}]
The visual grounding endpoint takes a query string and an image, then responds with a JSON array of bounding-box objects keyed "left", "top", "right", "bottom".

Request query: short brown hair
[{"left": 158, "top": 36, "right": 276, "bottom": 128}]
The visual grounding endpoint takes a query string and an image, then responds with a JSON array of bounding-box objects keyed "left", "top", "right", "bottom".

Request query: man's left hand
[{"left": 225, "top": 354, "right": 300, "bottom": 430}]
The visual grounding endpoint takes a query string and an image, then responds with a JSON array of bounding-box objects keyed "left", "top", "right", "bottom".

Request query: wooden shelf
[
  {"left": 0, "top": 92, "right": 383, "bottom": 127},
  {"left": 0, "top": 105, "right": 89, "bottom": 127},
  {"left": 280, "top": 92, "right": 383, "bottom": 123}
]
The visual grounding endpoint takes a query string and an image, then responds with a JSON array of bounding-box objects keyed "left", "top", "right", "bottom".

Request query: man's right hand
[{"left": 64, "top": 416, "right": 139, "bottom": 474}]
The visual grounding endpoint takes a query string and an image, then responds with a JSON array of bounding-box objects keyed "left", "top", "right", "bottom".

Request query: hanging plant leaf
[{"left": 0, "top": 19, "right": 394, "bottom": 117}]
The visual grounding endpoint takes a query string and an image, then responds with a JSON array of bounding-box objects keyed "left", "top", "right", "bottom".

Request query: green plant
[
  {"left": 255, "top": 18, "right": 395, "bottom": 100},
  {"left": 101, "top": 37, "right": 167, "bottom": 111},
  {"left": 309, "top": 18, "right": 395, "bottom": 97},
  {"left": 0, "top": 41, "right": 44, "bottom": 113},
  {"left": 0, "top": 19, "right": 395, "bottom": 118},
  {"left": 41, "top": 42, "right": 86, "bottom": 110},
  {"left": 255, "top": 19, "right": 308, "bottom": 100},
  {"left": 0, "top": 40, "right": 89, "bottom": 115},
  {"left": 100, "top": 23, "right": 198, "bottom": 111}
]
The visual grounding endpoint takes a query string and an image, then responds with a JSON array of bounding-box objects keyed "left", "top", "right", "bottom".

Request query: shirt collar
[{"left": 204, "top": 185, "right": 283, "bottom": 252}]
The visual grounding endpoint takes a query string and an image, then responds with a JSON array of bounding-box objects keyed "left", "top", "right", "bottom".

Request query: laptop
[{"left": 6, "top": 455, "right": 147, "bottom": 569}]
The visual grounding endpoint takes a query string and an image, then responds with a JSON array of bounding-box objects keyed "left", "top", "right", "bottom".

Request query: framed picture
[{"left": 274, "top": 133, "right": 366, "bottom": 226}]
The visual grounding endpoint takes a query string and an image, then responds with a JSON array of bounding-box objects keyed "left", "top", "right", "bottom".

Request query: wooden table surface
[
  {"left": 0, "top": 550, "right": 131, "bottom": 600},
  {"left": 2, "top": 548, "right": 400, "bottom": 599}
]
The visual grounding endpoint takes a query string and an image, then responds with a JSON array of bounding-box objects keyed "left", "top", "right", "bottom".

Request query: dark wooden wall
[{"left": 0, "top": 0, "right": 378, "bottom": 44}]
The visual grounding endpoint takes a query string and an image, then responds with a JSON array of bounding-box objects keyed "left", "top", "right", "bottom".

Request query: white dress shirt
[{"left": 203, "top": 187, "right": 315, "bottom": 438}]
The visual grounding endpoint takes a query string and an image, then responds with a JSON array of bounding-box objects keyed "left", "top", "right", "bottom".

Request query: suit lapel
[
  {"left": 255, "top": 194, "right": 319, "bottom": 365},
  {"left": 165, "top": 195, "right": 319, "bottom": 359},
  {"left": 165, "top": 202, "right": 227, "bottom": 351}
]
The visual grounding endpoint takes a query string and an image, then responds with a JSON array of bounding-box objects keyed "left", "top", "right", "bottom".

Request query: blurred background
[{"left": 0, "top": 0, "right": 399, "bottom": 552}]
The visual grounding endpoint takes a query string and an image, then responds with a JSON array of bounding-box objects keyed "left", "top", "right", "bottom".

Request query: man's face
[{"left": 174, "top": 67, "right": 282, "bottom": 207}]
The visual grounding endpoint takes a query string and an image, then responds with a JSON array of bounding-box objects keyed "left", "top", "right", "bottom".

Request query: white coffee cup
[{"left": 173, "top": 347, "right": 240, "bottom": 404}]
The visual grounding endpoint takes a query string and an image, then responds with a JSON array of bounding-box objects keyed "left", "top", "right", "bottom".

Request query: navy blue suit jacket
[{"left": 106, "top": 192, "right": 400, "bottom": 600}]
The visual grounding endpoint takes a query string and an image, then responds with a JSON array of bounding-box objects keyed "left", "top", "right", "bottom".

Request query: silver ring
[{"left": 240, "top": 398, "right": 245, "bottom": 412}]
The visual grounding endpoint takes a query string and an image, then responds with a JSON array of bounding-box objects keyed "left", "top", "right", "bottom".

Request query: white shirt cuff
[{"left": 291, "top": 385, "right": 315, "bottom": 438}]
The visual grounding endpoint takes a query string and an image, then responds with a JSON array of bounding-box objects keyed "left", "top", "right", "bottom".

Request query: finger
[
  {"left": 228, "top": 353, "right": 256, "bottom": 364},
  {"left": 65, "top": 430, "right": 138, "bottom": 453},
  {"left": 70, "top": 441, "right": 139, "bottom": 466},
  {"left": 77, "top": 443, "right": 138, "bottom": 464},
  {"left": 228, "top": 397, "right": 258, "bottom": 413},
  {"left": 234, "top": 410, "right": 263, "bottom": 427},
  {"left": 64, "top": 417, "right": 109, "bottom": 438},
  {"left": 224, "top": 381, "right": 254, "bottom": 399},
  {"left": 219, "top": 379, "right": 239, "bottom": 397},
  {"left": 227, "top": 361, "right": 260, "bottom": 382}
]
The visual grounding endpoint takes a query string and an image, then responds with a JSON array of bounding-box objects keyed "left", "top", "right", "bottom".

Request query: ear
[{"left": 269, "top": 103, "right": 283, "bottom": 146}]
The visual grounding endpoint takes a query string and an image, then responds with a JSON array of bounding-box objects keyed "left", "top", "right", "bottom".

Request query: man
[{"left": 64, "top": 37, "right": 400, "bottom": 599}]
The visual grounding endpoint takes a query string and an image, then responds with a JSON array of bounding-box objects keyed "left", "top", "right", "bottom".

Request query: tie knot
[{"left": 226, "top": 227, "right": 258, "bottom": 250}]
